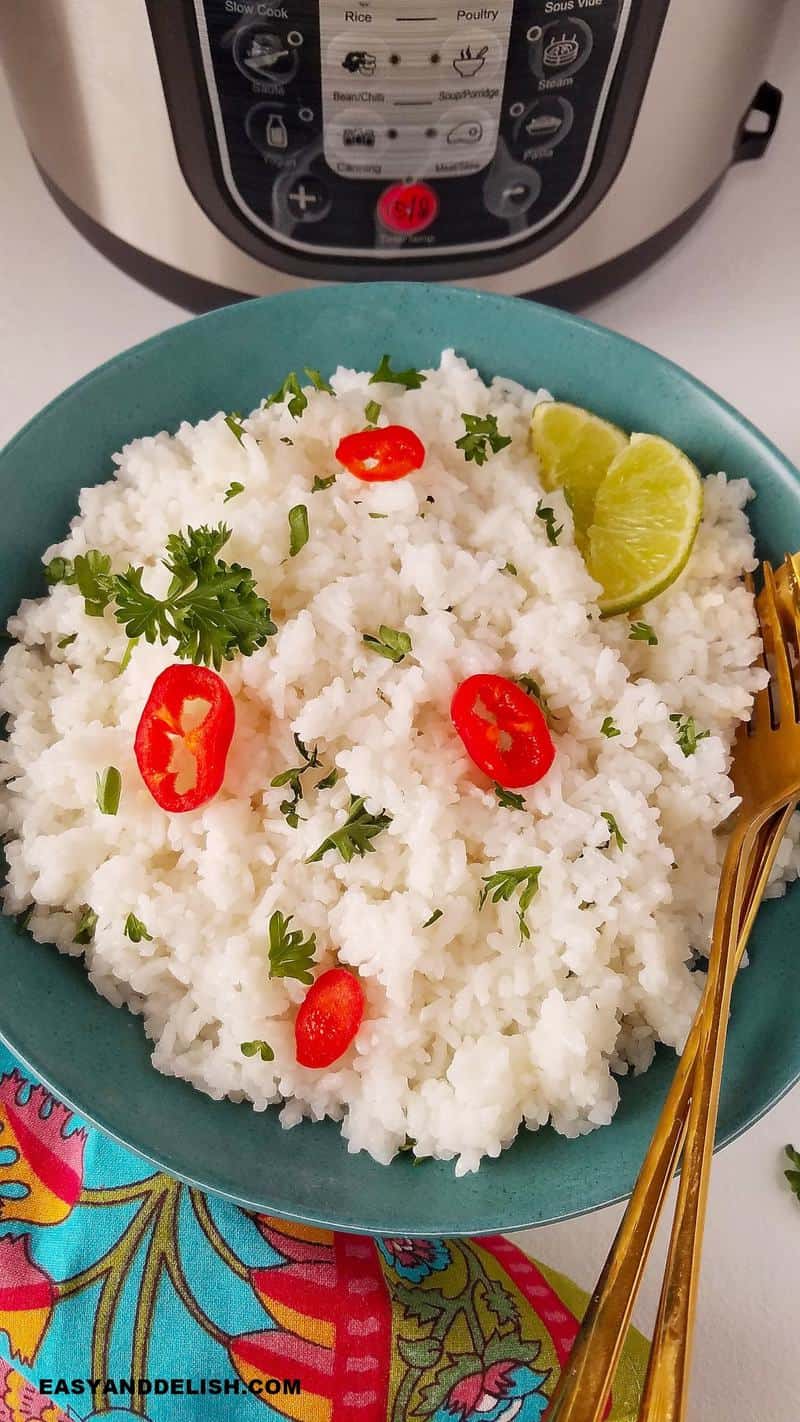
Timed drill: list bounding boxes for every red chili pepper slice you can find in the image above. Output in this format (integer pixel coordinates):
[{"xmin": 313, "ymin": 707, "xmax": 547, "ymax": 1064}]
[
  {"xmin": 335, "ymin": 425, "xmax": 425, "ymax": 482},
  {"xmin": 294, "ymin": 968, "xmax": 365, "ymax": 1069},
  {"xmin": 450, "ymin": 673, "xmax": 555, "ymax": 790},
  {"xmin": 134, "ymin": 664, "xmax": 235, "ymax": 813}
]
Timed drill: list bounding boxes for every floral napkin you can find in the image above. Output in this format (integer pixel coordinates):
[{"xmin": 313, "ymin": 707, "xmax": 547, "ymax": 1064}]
[{"xmin": 0, "ymin": 1042, "xmax": 648, "ymax": 1421}]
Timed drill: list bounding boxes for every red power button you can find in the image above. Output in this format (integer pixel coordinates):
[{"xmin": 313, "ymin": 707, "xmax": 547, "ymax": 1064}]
[{"xmin": 377, "ymin": 182, "xmax": 439, "ymax": 235}]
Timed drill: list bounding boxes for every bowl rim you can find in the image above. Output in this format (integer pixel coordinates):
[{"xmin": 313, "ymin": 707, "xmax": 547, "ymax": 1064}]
[{"xmin": 2, "ymin": 282, "xmax": 799, "ymax": 1236}]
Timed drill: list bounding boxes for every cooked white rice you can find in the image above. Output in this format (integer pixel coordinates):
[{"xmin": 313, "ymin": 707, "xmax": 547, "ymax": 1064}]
[{"xmin": 2, "ymin": 352, "xmax": 798, "ymax": 1174}]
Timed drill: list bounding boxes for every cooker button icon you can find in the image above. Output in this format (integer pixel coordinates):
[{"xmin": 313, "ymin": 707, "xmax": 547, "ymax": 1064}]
[
  {"xmin": 233, "ymin": 25, "xmax": 300, "ymax": 85},
  {"xmin": 483, "ymin": 166, "xmax": 542, "ymax": 220},
  {"xmin": 529, "ymin": 18, "xmax": 593, "ymax": 80},
  {"xmin": 515, "ymin": 97, "xmax": 574, "ymax": 153},
  {"xmin": 286, "ymin": 177, "xmax": 332, "ymax": 223},
  {"xmin": 377, "ymin": 182, "xmax": 439, "ymax": 235}
]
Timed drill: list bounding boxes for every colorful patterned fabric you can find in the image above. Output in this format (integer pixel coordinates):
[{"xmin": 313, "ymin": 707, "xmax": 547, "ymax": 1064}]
[{"xmin": 0, "ymin": 1042, "xmax": 649, "ymax": 1421}]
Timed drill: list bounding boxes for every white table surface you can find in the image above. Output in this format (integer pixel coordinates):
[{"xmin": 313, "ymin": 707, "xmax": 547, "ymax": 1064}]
[{"xmin": 2, "ymin": 10, "xmax": 800, "ymax": 1415}]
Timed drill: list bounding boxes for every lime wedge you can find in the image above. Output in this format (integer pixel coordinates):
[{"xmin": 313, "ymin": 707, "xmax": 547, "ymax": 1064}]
[
  {"xmin": 586, "ymin": 434, "xmax": 703, "ymax": 616},
  {"xmin": 530, "ymin": 401, "xmax": 628, "ymax": 544}
]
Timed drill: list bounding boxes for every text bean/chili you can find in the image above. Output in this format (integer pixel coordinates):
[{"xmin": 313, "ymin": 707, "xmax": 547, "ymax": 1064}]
[
  {"xmin": 294, "ymin": 967, "xmax": 365, "ymax": 1069},
  {"xmin": 134, "ymin": 664, "xmax": 235, "ymax": 813},
  {"xmin": 451, "ymin": 673, "xmax": 555, "ymax": 790},
  {"xmin": 335, "ymin": 425, "xmax": 425, "ymax": 482}
]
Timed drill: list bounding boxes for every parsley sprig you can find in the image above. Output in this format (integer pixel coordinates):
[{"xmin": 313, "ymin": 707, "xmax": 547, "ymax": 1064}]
[
  {"xmin": 601, "ymin": 811, "xmax": 626, "ymax": 852},
  {"xmin": 267, "ymin": 910, "xmax": 316, "ymax": 985},
  {"xmin": 479, "ymin": 866, "xmax": 542, "ymax": 942},
  {"xmin": 305, "ymin": 368, "xmax": 335, "ymax": 395},
  {"xmin": 456, "ymin": 413, "xmax": 512, "ymax": 466},
  {"xmin": 124, "ymin": 913, "xmax": 152, "ymax": 943},
  {"xmin": 266, "ymin": 372, "xmax": 308, "ymax": 419},
  {"xmin": 362, "ymin": 624, "xmax": 412, "ymax": 664},
  {"xmin": 224, "ymin": 482, "xmax": 244, "ymax": 502},
  {"xmin": 307, "ymin": 794, "xmax": 392, "ymax": 864},
  {"xmin": 241, "ymin": 1039, "xmax": 274, "ymax": 1062},
  {"xmin": 270, "ymin": 734, "xmax": 322, "ymax": 828},
  {"xmin": 288, "ymin": 504, "xmax": 310, "ymax": 557},
  {"xmin": 312, "ymin": 474, "xmax": 336, "ymax": 493},
  {"xmin": 494, "ymin": 784, "xmax": 526, "ymax": 811},
  {"xmin": 536, "ymin": 499, "xmax": 563, "ymax": 546},
  {"xmin": 370, "ymin": 354, "xmax": 426, "ymax": 390},
  {"xmin": 670, "ymin": 713, "xmax": 710, "ymax": 757},
  {"xmin": 96, "ymin": 766, "xmax": 122, "ymax": 816},
  {"xmin": 224, "ymin": 412, "xmax": 246, "ymax": 444},
  {"xmin": 600, "ymin": 716, "xmax": 621, "ymax": 739},
  {"xmin": 629, "ymin": 621, "xmax": 658, "ymax": 645},
  {"xmin": 47, "ymin": 525, "xmax": 276, "ymax": 671},
  {"xmin": 74, "ymin": 906, "xmax": 97, "ymax": 945},
  {"xmin": 517, "ymin": 675, "xmax": 555, "ymax": 726}
]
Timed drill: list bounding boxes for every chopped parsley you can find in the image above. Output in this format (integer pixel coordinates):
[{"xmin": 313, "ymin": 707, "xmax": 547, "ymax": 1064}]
[
  {"xmin": 74, "ymin": 906, "xmax": 98, "ymax": 945},
  {"xmin": 57, "ymin": 633, "xmax": 77, "ymax": 650},
  {"xmin": 224, "ymin": 412, "xmax": 246, "ymax": 444},
  {"xmin": 501, "ymin": 562, "xmax": 518, "ymax": 577},
  {"xmin": 784, "ymin": 1145, "xmax": 800, "ymax": 1203},
  {"xmin": 50, "ymin": 525, "xmax": 276, "ymax": 670},
  {"xmin": 312, "ymin": 474, "xmax": 336, "ymax": 492},
  {"xmin": 304, "ymin": 367, "xmax": 335, "ymax": 395},
  {"xmin": 370, "ymin": 354, "xmax": 426, "ymax": 390},
  {"xmin": 670, "ymin": 713, "xmax": 710, "ymax": 757},
  {"xmin": 601, "ymin": 811, "xmax": 626, "ymax": 852},
  {"xmin": 266, "ymin": 372, "xmax": 307, "ymax": 419},
  {"xmin": 45, "ymin": 556, "xmax": 72, "ymax": 586},
  {"xmin": 306, "ymin": 794, "xmax": 392, "ymax": 865},
  {"xmin": 517, "ymin": 675, "xmax": 555, "ymax": 726},
  {"xmin": 369, "ymin": 512, "xmax": 388, "ymax": 519},
  {"xmin": 362, "ymin": 624, "xmax": 412, "ymax": 664},
  {"xmin": 494, "ymin": 784, "xmax": 526, "ymax": 811},
  {"xmin": 629, "ymin": 621, "xmax": 658, "ymax": 645},
  {"xmin": 96, "ymin": 766, "xmax": 122, "ymax": 816},
  {"xmin": 315, "ymin": 766, "xmax": 339, "ymax": 791},
  {"xmin": 280, "ymin": 436, "xmax": 294, "ymax": 446},
  {"xmin": 455, "ymin": 412, "xmax": 512, "ymax": 466},
  {"xmin": 479, "ymin": 865, "xmax": 542, "ymax": 943},
  {"xmin": 267, "ymin": 909, "xmax": 316, "ymax": 985},
  {"xmin": 288, "ymin": 504, "xmax": 310, "ymax": 557},
  {"xmin": 600, "ymin": 716, "xmax": 621, "ymax": 739},
  {"xmin": 422, "ymin": 909, "xmax": 443, "ymax": 928},
  {"xmin": 45, "ymin": 550, "xmax": 116, "ymax": 617},
  {"xmin": 240, "ymin": 1039, "xmax": 275, "ymax": 1062},
  {"xmin": 124, "ymin": 913, "xmax": 152, "ymax": 943},
  {"xmin": 270, "ymin": 734, "xmax": 322, "ymax": 827},
  {"xmin": 536, "ymin": 499, "xmax": 563, "ymax": 547},
  {"xmin": 224, "ymin": 481, "xmax": 245, "ymax": 502},
  {"xmin": 364, "ymin": 399, "xmax": 382, "ymax": 425}
]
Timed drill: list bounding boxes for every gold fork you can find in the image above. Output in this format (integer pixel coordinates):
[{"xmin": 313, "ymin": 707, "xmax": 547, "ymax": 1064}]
[
  {"xmin": 637, "ymin": 559, "xmax": 800, "ymax": 1420},
  {"xmin": 545, "ymin": 557, "xmax": 800, "ymax": 1422}
]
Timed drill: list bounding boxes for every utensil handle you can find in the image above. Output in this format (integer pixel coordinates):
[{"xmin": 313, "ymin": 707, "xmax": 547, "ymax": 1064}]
[
  {"xmin": 545, "ymin": 809, "xmax": 791, "ymax": 1422},
  {"xmin": 635, "ymin": 821, "xmax": 759, "ymax": 1421}
]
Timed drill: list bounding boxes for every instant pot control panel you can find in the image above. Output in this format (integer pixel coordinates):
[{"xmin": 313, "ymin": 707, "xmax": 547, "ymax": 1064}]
[{"xmin": 148, "ymin": 0, "xmax": 670, "ymax": 278}]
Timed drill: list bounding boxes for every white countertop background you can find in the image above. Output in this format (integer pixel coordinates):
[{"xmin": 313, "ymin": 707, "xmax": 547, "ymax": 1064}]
[{"xmin": 2, "ymin": 9, "xmax": 800, "ymax": 1415}]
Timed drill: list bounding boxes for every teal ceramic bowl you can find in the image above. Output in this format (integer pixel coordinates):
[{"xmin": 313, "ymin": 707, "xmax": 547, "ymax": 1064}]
[{"xmin": 2, "ymin": 285, "xmax": 799, "ymax": 1237}]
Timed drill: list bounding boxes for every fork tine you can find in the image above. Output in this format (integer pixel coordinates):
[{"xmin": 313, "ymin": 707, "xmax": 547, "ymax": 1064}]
[
  {"xmin": 779, "ymin": 556, "xmax": 800, "ymax": 721},
  {"xmin": 786, "ymin": 552, "xmax": 800, "ymax": 613},
  {"xmin": 746, "ymin": 569, "xmax": 772, "ymax": 733},
  {"xmin": 758, "ymin": 562, "xmax": 797, "ymax": 728}
]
